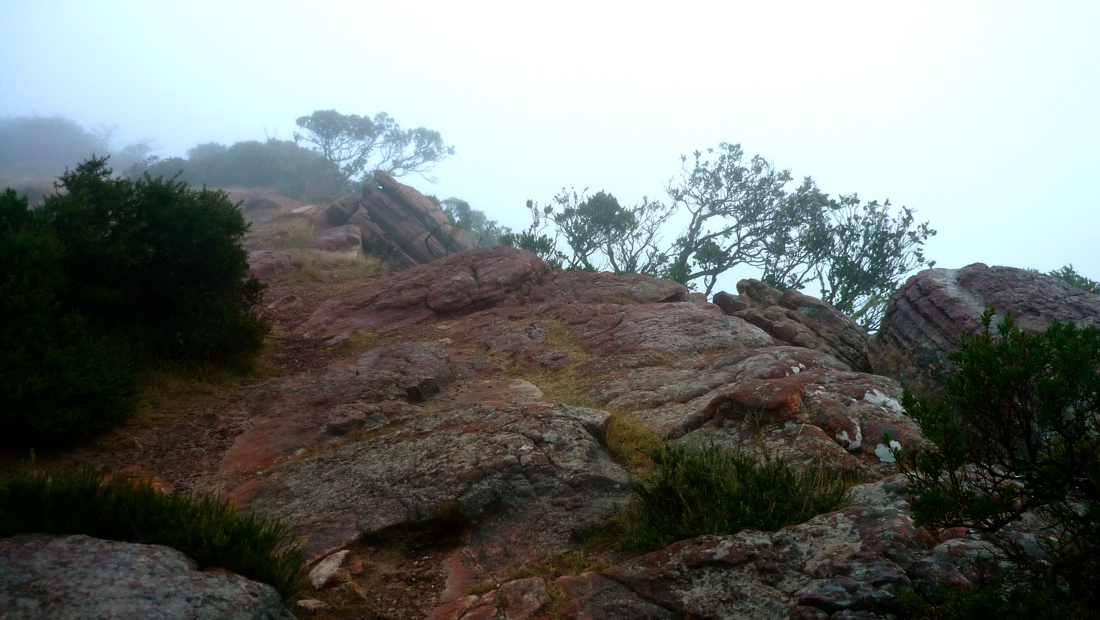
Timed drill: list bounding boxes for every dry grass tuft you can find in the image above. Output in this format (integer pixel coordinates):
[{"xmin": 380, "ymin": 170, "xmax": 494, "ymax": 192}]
[{"xmin": 605, "ymin": 413, "xmax": 664, "ymax": 475}]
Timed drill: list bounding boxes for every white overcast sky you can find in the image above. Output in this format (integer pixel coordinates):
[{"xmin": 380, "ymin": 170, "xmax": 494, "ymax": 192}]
[{"xmin": 3, "ymin": 1, "xmax": 1098, "ymax": 293}]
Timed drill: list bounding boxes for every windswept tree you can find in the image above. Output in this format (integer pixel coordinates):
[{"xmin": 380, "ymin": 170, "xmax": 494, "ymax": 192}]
[
  {"xmin": 293, "ymin": 110, "xmax": 454, "ymax": 182},
  {"xmin": 510, "ymin": 142, "xmax": 935, "ymax": 328}
]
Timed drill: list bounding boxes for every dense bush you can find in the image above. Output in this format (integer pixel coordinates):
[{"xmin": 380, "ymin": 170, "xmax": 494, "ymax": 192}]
[
  {"xmin": 1, "ymin": 159, "xmax": 268, "ymax": 446},
  {"xmin": 41, "ymin": 157, "xmax": 269, "ymax": 366},
  {"xmin": 899, "ymin": 309, "xmax": 1100, "ymax": 616},
  {"xmin": 0, "ymin": 189, "xmax": 141, "ymax": 445},
  {"xmin": 131, "ymin": 139, "xmax": 345, "ymax": 199},
  {"xmin": 608, "ymin": 445, "xmax": 849, "ymax": 552},
  {"xmin": 0, "ymin": 463, "xmax": 306, "ymax": 599}
]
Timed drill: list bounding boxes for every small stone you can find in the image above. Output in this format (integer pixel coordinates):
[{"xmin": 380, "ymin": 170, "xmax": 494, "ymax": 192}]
[
  {"xmin": 296, "ymin": 599, "xmax": 328, "ymax": 611},
  {"xmin": 309, "ymin": 549, "xmax": 350, "ymax": 589}
]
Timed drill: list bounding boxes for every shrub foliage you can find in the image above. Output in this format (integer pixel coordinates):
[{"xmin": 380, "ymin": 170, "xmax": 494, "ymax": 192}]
[
  {"xmin": 1, "ymin": 158, "xmax": 268, "ymax": 446},
  {"xmin": 0, "ymin": 463, "xmax": 306, "ymax": 599},
  {"xmin": 609, "ymin": 445, "xmax": 849, "ymax": 552},
  {"xmin": 899, "ymin": 309, "xmax": 1100, "ymax": 615}
]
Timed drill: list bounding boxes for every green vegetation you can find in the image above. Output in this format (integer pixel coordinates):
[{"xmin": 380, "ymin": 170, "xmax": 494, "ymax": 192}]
[
  {"xmin": 608, "ymin": 445, "xmax": 849, "ymax": 552},
  {"xmin": 0, "ymin": 115, "xmax": 153, "ymax": 203},
  {"xmin": 500, "ymin": 144, "xmax": 935, "ymax": 327},
  {"xmin": 897, "ymin": 580, "xmax": 1083, "ymax": 620},
  {"xmin": 294, "ymin": 109, "xmax": 454, "ymax": 182},
  {"xmin": 1, "ymin": 158, "xmax": 268, "ymax": 447},
  {"xmin": 0, "ymin": 462, "xmax": 306, "ymax": 599},
  {"xmin": 1049, "ymin": 264, "xmax": 1100, "ymax": 294},
  {"xmin": 899, "ymin": 309, "xmax": 1100, "ymax": 616},
  {"xmin": 130, "ymin": 139, "xmax": 342, "ymax": 199}
]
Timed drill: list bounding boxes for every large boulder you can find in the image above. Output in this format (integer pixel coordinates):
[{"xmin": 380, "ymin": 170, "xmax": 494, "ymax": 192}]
[
  {"xmin": 325, "ymin": 170, "xmax": 472, "ymax": 269},
  {"xmin": 714, "ymin": 279, "xmax": 871, "ymax": 372},
  {"xmin": 0, "ymin": 534, "xmax": 294, "ymax": 620},
  {"xmin": 868, "ymin": 263, "xmax": 1100, "ymax": 399}
]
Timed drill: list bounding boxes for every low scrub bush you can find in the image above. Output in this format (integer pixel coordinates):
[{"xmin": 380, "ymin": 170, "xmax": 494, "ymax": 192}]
[
  {"xmin": 899, "ymin": 309, "xmax": 1100, "ymax": 616},
  {"xmin": 0, "ymin": 462, "xmax": 306, "ymax": 599},
  {"xmin": 2, "ymin": 158, "xmax": 269, "ymax": 447},
  {"xmin": 609, "ymin": 445, "xmax": 849, "ymax": 552},
  {"xmin": 897, "ymin": 580, "xmax": 1082, "ymax": 620}
]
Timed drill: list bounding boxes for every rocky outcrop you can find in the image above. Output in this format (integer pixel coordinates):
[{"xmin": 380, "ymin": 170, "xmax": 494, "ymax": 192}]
[
  {"xmin": 325, "ymin": 170, "xmax": 472, "ymax": 269},
  {"xmin": 0, "ymin": 534, "xmax": 294, "ymax": 620},
  {"xmin": 714, "ymin": 279, "xmax": 871, "ymax": 372},
  {"xmin": 586, "ymin": 346, "xmax": 924, "ymax": 478},
  {"xmin": 868, "ymin": 263, "xmax": 1100, "ymax": 399},
  {"xmin": 525, "ymin": 270, "xmax": 689, "ymax": 305},
  {"xmin": 297, "ymin": 246, "xmax": 551, "ymax": 338},
  {"xmin": 429, "ymin": 475, "xmax": 1045, "ymax": 620},
  {"xmin": 226, "ymin": 187, "xmax": 307, "ymax": 222},
  {"xmin": 219, "ymin": 248, "xmax": 1093, "ymax": 618},
  {"xmin": 242, "ymin": 401, "xmax": 630, "ymax": 567}
]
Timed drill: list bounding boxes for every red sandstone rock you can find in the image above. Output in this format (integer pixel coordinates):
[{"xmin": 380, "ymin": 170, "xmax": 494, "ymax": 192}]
[
  {"xmin": 296, "ymin": 247, "xmax": 551, "ymax": 338},
  {"xmin": 713, "ymin": 279, "xmax": 871, "ymax": 372},
  {"xmin": 868, "ymin": 263, "xmax": 1100, "ymax": 399}
]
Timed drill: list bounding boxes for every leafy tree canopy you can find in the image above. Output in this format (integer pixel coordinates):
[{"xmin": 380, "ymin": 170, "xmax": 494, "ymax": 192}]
[
  {"xmin": 502, "ymin": 143, "xmax": 935, "ymax": 328},
  {"xmin": 294, "ymin": 109, "xmax": 454, "ymax": 182}
]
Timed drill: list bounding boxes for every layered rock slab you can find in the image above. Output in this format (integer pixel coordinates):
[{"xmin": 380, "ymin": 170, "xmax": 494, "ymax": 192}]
[
  {"xmin": 242, "ymin": 402, "xmax": 629, "ymax": 567},
  {"xmin": 325, "ymin": 170, "xmax": 472, "ymax": 269},
  {"xmin": 0, "ymin": 534, "xmax": 294, "ymax": 620},
  {"xmin": 868, "ymin": 263, "xmax": 1100, "ymax": 398},
  {"xmin": 714, "ymin": 278, "xmax": 871, "ymax": 372}
]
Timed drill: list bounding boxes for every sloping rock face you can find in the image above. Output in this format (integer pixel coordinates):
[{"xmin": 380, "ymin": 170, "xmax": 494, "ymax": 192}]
[
  {"xmin": 296, "ymin": 246, "xmax": 551, "ymax": 337},
  {"xmin": 325, "ymin": 170, "xmax": 472, "ymax": 269},
  {"xmin": 244, "ymin": 402, "xmax": 629, "ymax": 565},
  {"xmin": 714, "ymin": 279, "xmax": 871, "ymax": 372},
  {"xmin": 869, "ymin": 263, "xmax": 1100, "ymax": 399},
  {"xmin": 0, "ymin": 534, "xmax": 294, "ymax": 620},
  {"xmin": 217, "ymin": 248, "xmax": 1039, "ymax": 618}
]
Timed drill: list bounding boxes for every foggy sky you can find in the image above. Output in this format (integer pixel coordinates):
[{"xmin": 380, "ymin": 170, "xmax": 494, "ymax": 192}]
[{"xmin": 3, "ymin": 1, "xmax": 1098, "ymax": 293}]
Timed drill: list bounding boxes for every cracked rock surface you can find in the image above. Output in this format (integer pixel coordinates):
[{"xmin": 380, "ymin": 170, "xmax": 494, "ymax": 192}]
[{"xmin": 243, "ymin": 402, "xmax": 629, "ymax": 567}]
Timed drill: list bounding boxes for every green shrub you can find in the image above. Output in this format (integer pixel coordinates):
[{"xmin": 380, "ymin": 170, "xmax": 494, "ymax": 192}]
[
  {"xmin": 608, "ymin": 445, "xmax": 849, "ymax": 552},
  {"xmin": 40, "ymin": 157, "xmax": 269, "ymax": 368},
  {"xmin": 0, "ymin": 462, "xmax": 306, "ymax": 600},
  {"xmin": 896, "ymin": 580, "xmax": 1082, "ymax": 620},
  {"xmin": 132, "ymin": 139, "xmax": 348, "ymax": 199},
  {"xmin": 1049, "ymin": 264, "xmax": 1100, "ymax": 294},
  {"xmin": 899, "ymin": 309, "xmax": 1100, "ymax": 615},
  {"xmin": 0, "ymin": 189, "xmax": 140, "ymax": 446}
]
